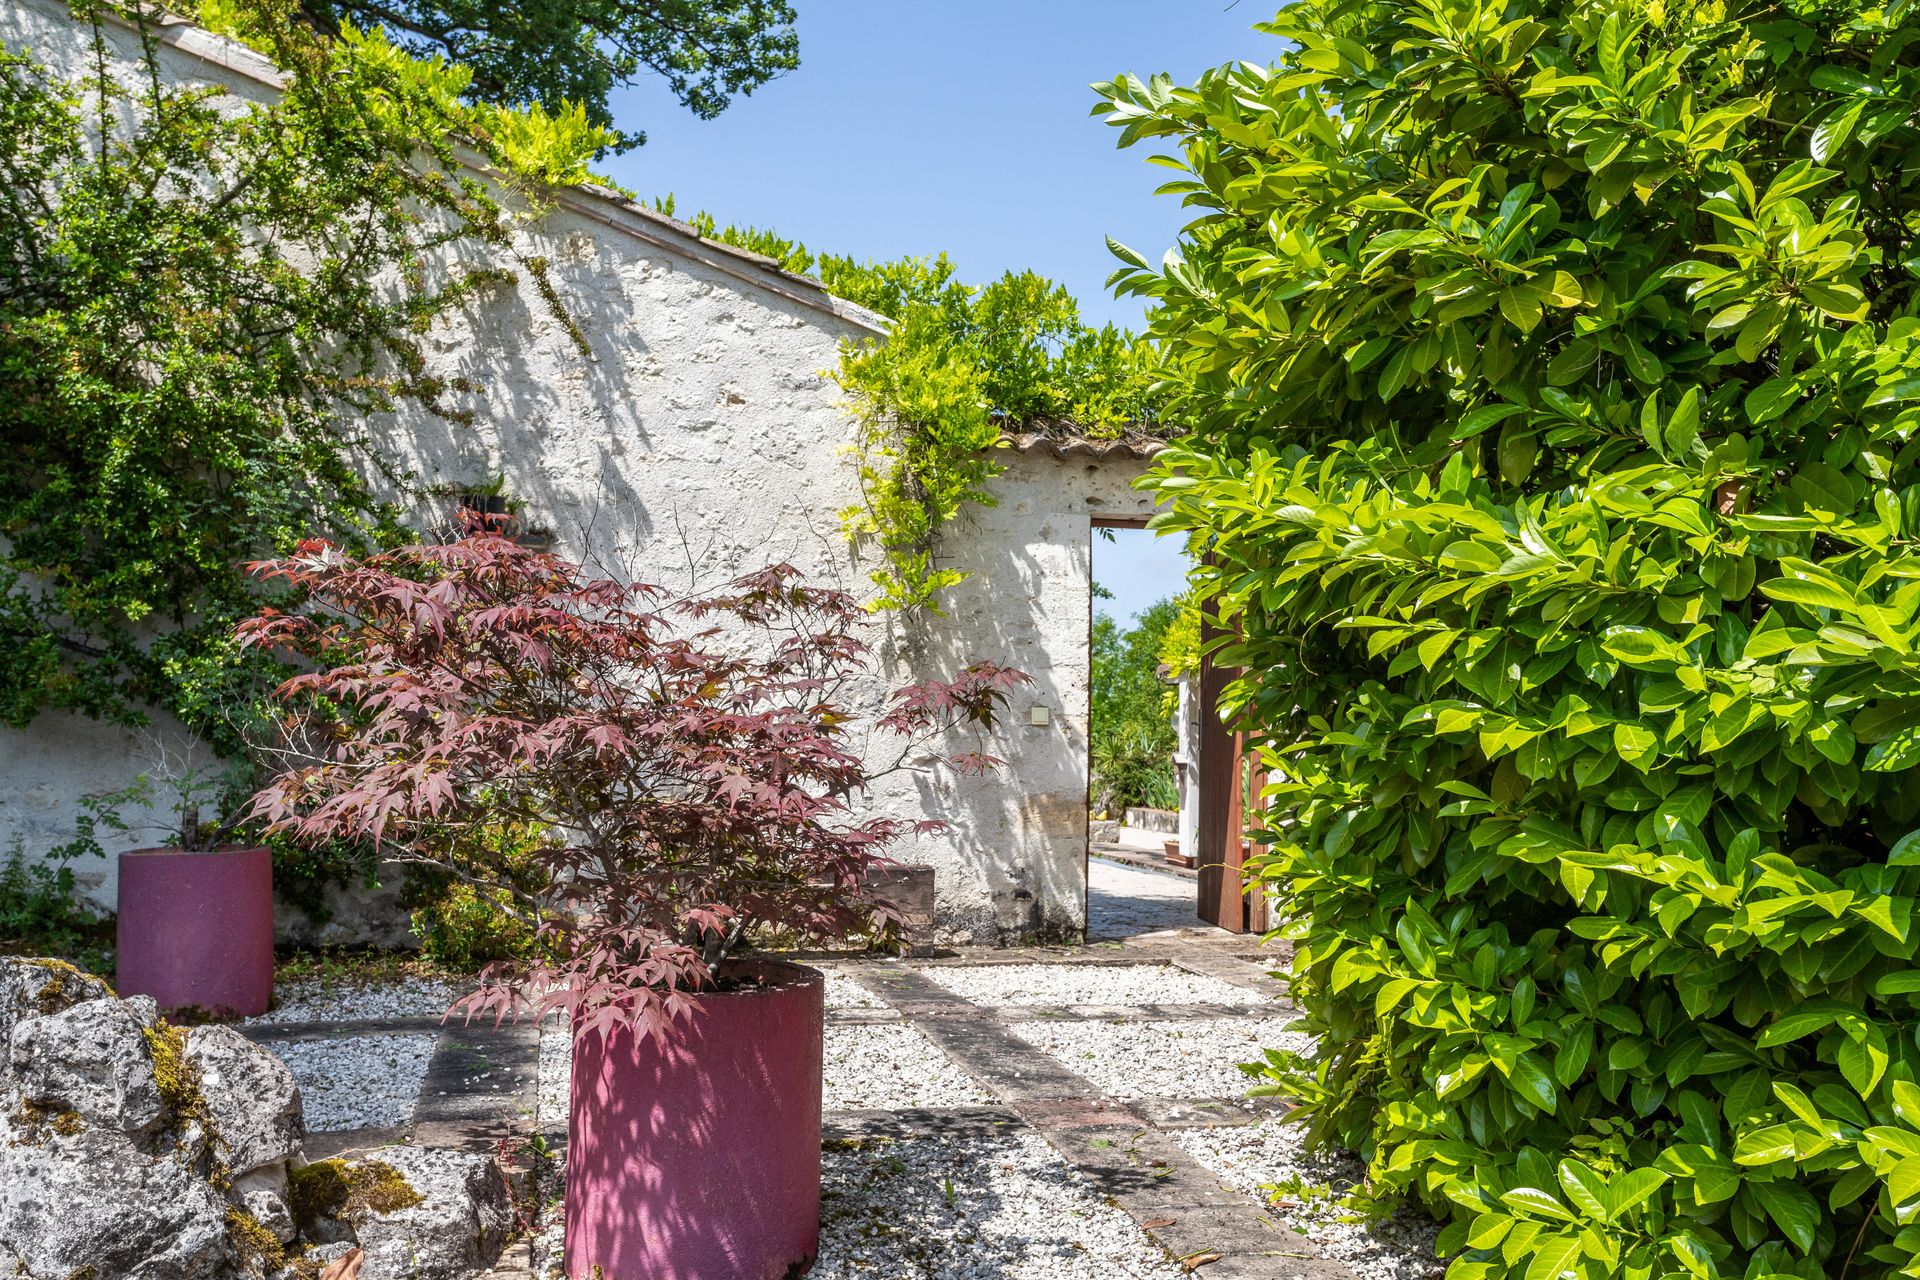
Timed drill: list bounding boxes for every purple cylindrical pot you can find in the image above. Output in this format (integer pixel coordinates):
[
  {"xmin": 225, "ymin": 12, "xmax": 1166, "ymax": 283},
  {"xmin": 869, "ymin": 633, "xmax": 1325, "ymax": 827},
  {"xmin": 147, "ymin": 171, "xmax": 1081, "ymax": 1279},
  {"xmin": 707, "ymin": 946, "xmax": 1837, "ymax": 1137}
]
[
  {"xmin": 565, "ymin": 959, "xmax": 825, "ymax": 1280},
  {"xmin": 116, "ymin": 846, "xmax": 274, "ymax": 1017}
]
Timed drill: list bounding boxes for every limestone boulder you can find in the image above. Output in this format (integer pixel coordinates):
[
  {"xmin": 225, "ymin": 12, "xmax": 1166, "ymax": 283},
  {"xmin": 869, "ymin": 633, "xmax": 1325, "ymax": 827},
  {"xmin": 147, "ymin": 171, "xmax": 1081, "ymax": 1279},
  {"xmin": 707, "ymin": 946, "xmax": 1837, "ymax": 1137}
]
[
  {"xmin": 0, "ymin": 957, "xmax": 113, "ymax": 1052},
  {"xmin": 2, "ymin": 955, "xmax": 517, "ymax": 1280},
  {"xmin": 188, "ymin": 1023, "xmax": 305, "ymax": 1174},
  {"xmin": 0, "ymin": 1125, "xmax": 238, "ymax": 1279},
  {"xmin": 9, "ymin": 993, "xmax": 169, "ymax": 1134},
  {"xmin": 296, "ymin": 1148, "xmax": 511, "ymax": 1280}
]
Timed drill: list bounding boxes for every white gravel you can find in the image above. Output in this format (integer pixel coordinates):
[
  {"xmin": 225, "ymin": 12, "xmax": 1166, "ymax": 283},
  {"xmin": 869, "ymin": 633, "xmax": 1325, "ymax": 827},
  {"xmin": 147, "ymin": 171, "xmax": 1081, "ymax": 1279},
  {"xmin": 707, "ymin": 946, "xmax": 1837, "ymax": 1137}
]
[
  {"xmin": 813, "ymin": 1129, "xmax": 1184, "ymax": 1279},
  {"xmin": 535, "ymin": 1021, "xmax": 992, "ymax": 1121},
  {"xmin": 916, "ymin": 963, "xmax": 1268, "ymax": 1009},
  {"xmin": 824, "ymin": 1024, "xmax": 994, "ymax": 1111},
  {"xmin": 823, "ymin": 968, "xmax": 888, "ymax": 1010},
  {"xmin": 263, "ymin": 1033, "xmax": 437, "ymax": 1132},
  {"xmin": 530, "ymin": 1130, "xmax": 1185, "ymax": 1279},
  {"xmin": 248, "ymin": 976, "xmax": 462, "ymax": 1025},
  {"xmin": 1009, "ymin": 1018, "xmax": 1311, "ymax": 1101},
  {"xmin": 1176, "ymin": 1117, "xmax": 1443, "ymax": 1280},
  {"xmin": 537, "ymin": 1027, "xmax": 571, "ymax": 1130}
]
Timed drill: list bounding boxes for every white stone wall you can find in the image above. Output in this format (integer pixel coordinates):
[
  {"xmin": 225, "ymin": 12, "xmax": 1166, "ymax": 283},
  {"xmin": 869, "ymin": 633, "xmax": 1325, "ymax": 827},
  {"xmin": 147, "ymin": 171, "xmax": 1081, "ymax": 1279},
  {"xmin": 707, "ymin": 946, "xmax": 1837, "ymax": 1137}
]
[
  {"xmin": 1174, "ymin": 674, "xmax": 1200, "ymax": 862},
  {"xmin": 0, "ymin": 1, "xmax": 1162, "ymax": 938}
]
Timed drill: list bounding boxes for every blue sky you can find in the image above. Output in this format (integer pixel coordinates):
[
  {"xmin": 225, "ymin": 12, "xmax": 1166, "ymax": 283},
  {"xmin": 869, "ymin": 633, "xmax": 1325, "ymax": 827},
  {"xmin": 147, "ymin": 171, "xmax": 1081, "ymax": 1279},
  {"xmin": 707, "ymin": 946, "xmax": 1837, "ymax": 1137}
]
[
  {"xmin": 599, "ymin": 1, "xmax": 1277, "ymax": 332},
  {"xmin": 599, "ymin": 2, "xmax": 1268, "ymax": 625},
  {"xmin": 1095, "ymin": 528, "xmax": 1190, "ymax": 626}
]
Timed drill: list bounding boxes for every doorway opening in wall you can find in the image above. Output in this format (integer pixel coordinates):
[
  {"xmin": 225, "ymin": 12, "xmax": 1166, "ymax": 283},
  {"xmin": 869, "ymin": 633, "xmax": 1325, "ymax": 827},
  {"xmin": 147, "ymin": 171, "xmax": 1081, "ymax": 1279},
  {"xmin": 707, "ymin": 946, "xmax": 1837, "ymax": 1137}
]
[{"xmin": 1083, "ymin": 518, "xmax": 1206, "ymax": 941}]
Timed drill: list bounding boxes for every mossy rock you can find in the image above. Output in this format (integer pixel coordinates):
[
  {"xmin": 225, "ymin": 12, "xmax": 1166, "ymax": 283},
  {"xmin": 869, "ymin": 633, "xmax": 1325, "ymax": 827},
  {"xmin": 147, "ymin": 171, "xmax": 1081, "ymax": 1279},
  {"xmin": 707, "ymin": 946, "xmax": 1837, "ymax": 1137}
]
[
  {"xmin": 288, "ymin": 1158, "xmax": 423, "ymax": 1234},
  {"xmin": 224, "ymin": 1205, "xmax": 287, "ymax": 1272},
  {"xmin": 6, "ymin": 1100, "xmax": 86, "ymax": 1148},
  {"xmin": 24, "ymin": 958, "xmax": 112, "ymax": 1014}
]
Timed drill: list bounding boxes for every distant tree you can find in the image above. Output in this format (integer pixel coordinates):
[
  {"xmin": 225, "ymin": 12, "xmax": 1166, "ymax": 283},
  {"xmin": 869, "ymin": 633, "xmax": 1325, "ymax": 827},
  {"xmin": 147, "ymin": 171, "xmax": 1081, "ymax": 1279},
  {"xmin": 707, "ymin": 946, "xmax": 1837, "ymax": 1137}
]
[
  {"xmin": 292, "ymin": 0, "xmax": 799, "ymax": 152},
  {"xmin": 1090, "ymin": 598, "xmax": 1180, "ymax": 815}
]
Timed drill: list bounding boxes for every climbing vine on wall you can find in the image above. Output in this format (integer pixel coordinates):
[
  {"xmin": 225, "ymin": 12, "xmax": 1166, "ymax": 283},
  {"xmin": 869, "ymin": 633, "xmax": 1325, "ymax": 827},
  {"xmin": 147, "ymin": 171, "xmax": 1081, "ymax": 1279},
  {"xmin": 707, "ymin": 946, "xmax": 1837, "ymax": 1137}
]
[
  {"xmin": 0, "ymin": 0, "xmax": 616, "ymax": 752},
  {"xmin": 656, "ymin": 197, "xmax": 1173, "ymax": 612}
]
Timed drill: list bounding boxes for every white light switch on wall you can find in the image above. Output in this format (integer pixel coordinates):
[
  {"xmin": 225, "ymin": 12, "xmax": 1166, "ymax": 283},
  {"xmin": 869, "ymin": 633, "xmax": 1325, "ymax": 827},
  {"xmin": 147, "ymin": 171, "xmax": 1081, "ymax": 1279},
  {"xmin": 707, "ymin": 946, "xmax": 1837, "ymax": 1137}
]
[{"xmin": 1029, "ymin": 706, "xmax": 1051, "ymax": 726}]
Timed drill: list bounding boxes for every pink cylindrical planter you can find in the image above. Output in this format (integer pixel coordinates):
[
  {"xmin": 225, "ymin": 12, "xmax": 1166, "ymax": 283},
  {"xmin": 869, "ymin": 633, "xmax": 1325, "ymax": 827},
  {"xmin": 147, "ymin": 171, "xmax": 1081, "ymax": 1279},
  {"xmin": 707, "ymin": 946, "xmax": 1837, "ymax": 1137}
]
[
  {"xmin": 566, "ymin": 959, "xmax": 825, "ymax": 1280},
  {"xmin": 116, "ymin": 846, "xmax": 274, "ymax": 1017}
]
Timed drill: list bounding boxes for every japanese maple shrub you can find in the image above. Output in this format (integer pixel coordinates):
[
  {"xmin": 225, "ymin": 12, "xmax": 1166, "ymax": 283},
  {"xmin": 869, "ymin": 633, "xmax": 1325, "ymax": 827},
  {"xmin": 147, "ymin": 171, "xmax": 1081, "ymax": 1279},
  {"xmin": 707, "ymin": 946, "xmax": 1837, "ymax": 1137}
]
[
  {"xmin": 237, "ymin": 533, "xmax": 1023, "ymax": 1038},
  {"xmin": 1100, "ymin": 2, "xmax": 1920, "ymax": 1277}
]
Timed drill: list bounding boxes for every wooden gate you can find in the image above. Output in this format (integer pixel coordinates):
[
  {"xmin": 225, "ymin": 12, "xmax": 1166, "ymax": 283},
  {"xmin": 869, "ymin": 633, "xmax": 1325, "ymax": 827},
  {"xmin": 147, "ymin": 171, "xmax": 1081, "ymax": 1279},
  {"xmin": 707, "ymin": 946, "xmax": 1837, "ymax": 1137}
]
[{"xmin": 1193, "ymin": 622, "xmax": 1270, "ymax": 933}]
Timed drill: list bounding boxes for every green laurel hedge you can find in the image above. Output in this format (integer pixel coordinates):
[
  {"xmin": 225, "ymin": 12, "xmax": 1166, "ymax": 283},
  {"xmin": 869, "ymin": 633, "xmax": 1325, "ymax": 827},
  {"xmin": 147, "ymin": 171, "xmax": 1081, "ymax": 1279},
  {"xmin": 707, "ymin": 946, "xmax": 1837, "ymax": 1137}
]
[{"xmin": 1100, "ymin": 1, "xmax": 1920, "ymax": 1276}]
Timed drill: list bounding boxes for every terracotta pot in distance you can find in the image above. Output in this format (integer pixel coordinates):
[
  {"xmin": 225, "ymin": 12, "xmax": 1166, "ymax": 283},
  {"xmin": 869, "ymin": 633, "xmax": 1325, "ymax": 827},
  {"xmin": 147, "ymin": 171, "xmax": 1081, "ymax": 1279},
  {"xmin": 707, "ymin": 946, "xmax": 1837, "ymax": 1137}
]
[
  {"xmin": 565, "ymin": 958, "xmax": 825, "ymax": 1280},
  {"xmin": 116, "ymin": 845, "xmax": 274, "ymax": 1017}
]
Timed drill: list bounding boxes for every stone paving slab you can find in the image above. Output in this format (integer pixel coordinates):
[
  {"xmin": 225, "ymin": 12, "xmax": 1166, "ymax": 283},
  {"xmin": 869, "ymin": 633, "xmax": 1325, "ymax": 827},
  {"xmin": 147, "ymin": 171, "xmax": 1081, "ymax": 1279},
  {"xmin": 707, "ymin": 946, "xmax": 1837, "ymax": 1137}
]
[
  {"xmin": 412, "ymin": 1020, "xmax": 541, "ymax": 1151},
  {"xmin": 241, "ymin": 1015, "xmax": 452, "ymax": 1041},
  {"xmin": 302, "ymin": 1123, "xmax": 410, "ymax": 1162},
  {"xmin": 822, "ymin": 1104, "xmax": 1023, "ymax": 1141}
]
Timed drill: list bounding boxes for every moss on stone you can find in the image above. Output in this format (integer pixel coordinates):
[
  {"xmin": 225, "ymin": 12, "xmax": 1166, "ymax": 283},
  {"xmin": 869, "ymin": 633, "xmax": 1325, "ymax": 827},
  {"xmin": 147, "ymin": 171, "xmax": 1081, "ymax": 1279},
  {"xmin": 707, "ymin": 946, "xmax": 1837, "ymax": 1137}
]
[
  {"xmin": 288, "ymin": 1157, "xmax": 423, "ymax": 1232},
  {"xmin": 23, "ymin": 957, "xmax": 109, "ymax": 1013},
  {"xmin": 224, "ymin": 1205, "xmax": 287, "ymax": 1273},
  {"xmin": 141, "ymin": 1019, "xmax": 211, "ymax": 1130},
  {"xmin": 287, "ymin": 1159, "xmax": 351, "ymax": 1229},
  {"xmin": 6, "ymin": 1101, "xmax": 84, "ymax": 1147}
]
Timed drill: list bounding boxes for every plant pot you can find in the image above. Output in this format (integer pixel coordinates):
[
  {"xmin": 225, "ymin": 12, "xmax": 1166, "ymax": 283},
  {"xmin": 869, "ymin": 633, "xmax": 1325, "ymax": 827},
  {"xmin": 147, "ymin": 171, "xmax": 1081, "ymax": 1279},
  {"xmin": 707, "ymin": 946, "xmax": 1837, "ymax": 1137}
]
[
  {"xmin": 116, "ymin": 845, "xmax": 274, "ymax": 1017},
  {"xmin": 565, "ymin": 958, "xmax": 824, "ymax": 1280}
]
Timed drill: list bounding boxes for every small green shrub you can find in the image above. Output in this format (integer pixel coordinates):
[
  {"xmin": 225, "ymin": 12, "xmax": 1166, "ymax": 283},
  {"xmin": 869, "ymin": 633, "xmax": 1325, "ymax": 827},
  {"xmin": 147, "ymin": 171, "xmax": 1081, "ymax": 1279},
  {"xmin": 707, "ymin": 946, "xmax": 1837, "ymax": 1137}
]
[
  {"xmin": 0, "ymin": 845, "xmax": 113, "ymax": 975},
  {"xmin": 397, "ymin": 819, "xmax": 545, "ymax": 968},
  {"xmin": 1105, "ymin": 1, "xmax": 1920, "ymax": 1277},
  {"xmin": 405, "ymin": 875, "xmax": 537, "ymax": 969}
]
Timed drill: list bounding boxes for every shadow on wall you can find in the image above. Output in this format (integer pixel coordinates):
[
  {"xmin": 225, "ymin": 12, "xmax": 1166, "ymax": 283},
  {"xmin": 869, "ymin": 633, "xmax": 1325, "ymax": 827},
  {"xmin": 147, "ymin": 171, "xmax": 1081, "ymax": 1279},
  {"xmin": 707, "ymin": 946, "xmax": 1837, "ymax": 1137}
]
[
  {"xmin": 384, "ymin": 221, "xmax": 655, "ymax": 560},
  {"xmin": 348, "ymin": 206, "xmax": 1143, "ymax": 947},
  {"xmin": 389, "ymin": 210, "xmax": 874, "ymax": 576}
]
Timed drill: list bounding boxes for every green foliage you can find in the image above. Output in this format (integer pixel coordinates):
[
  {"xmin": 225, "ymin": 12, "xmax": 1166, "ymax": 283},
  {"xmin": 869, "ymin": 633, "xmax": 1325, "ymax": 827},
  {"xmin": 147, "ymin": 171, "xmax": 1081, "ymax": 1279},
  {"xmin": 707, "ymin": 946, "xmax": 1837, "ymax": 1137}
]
[
  {"xmin": 400, "ymin": 821, "xmax": 545, "ymax": 969},
  {"xmin": 1158, "ymin": 595, "xmax": 1202, "ymax": 680},
  {"xmin": 1091, "ymin": 599, "xmax": 1181, "ymax": 814},
  {"xmin": 652, "ymin": 194, "xmax": 1169, "ymax": 610},
  {"xmin": 200, "ymin": 11, "xmax": 627, "ymax": 192},
  {"xmin": 1102, "ymin": 2, "xmax": 1920, "ymax": 1277},
  {"xmin": 0, "ymin": 2, "xmax": 620, "ymax": 770},
  {"xmin": 0, "ymin": 844, "xmax": 113, "ymax": 975},
  {"xmin": 1, "ymin": 2, "xmax": 500, "ymax": 748},
  {"xmin": 406, "ymin": 878, "xmax": 536, "ymax": 969},
  {"xmin": 285, "ymin": 0, "xmax": 797, "ymax": 154}
]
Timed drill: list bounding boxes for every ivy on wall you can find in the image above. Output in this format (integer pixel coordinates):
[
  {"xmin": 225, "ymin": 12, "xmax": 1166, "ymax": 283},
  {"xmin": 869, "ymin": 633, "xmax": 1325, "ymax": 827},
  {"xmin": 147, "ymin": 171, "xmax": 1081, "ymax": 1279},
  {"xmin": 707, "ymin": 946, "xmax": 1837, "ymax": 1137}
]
[
  {"xmin": 657, "ymin": 197, "xmax": 1173, "ymax": 612},
  {"xmin": 0, "ymin": 0, "xmax": 617, "ymax": 758}
]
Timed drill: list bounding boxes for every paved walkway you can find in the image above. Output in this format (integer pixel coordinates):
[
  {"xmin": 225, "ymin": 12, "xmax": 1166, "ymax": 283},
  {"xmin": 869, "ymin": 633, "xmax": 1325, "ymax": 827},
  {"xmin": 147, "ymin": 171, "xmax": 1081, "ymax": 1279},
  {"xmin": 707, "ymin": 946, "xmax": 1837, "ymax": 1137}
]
[
  {"xmin": 1088, "ymin": 853, "xmax": 1212, "ymax": 939},
  {"xmin": 243, "ymin": 867, "xmax": 1378, "ymax": 1280}
]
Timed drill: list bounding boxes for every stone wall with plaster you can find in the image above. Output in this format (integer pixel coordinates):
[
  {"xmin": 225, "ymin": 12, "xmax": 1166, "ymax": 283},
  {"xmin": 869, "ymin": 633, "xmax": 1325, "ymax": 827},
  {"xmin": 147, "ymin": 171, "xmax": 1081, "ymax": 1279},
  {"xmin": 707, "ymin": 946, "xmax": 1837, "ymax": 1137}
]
[{"xmin": 0, "ymin": 1, "xmax": 1164, "ymax": 941}]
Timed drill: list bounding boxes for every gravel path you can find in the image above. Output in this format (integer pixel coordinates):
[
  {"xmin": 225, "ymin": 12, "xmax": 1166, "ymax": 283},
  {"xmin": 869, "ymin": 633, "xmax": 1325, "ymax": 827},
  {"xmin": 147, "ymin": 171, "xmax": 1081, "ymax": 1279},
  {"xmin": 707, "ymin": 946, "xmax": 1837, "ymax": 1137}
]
[
  {"xmin": 264, "ymin": 1032, "xmax": 437, "ymax": 1131},
  {"xmin": 1176, "ymin": 1116, "xmax": 1444, "ymax": 1280},
  {"xmin": 537, "ymin": 1028, "xmax": 571, "ymax": 1129},
  {"xmin": 527, "ymin": 1129, "xmax": 1183, "ymax": 1279},
  {"xmin": 1008, "ymin": 1017, "xmax": 1311, "ymax": 1101},
  {"xmin": 823, "ymin": 1024, "xmax": 993, "ymax": 1110},
  {"xmin": 813, "ymin": 1129, "xmax": 1184, "ymax": 1279},
  {"xmin": 916, "ymin": 962, "xmax": 1268, "ymax": 1009},
  {"xmin": 822, "ymin": 968, "xmax": 887, "ymax": 1010},
  {"xmin": 536, "ymin": 1020, "xmax": 990, "ymax": 1121},
  {"xmin": 1087, "ymin": 856, "xmax": 1208, "ymax": 938},
  {"xmin": 249, "ymin": 976, "xmax": 462, "ymax": 1025}
]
